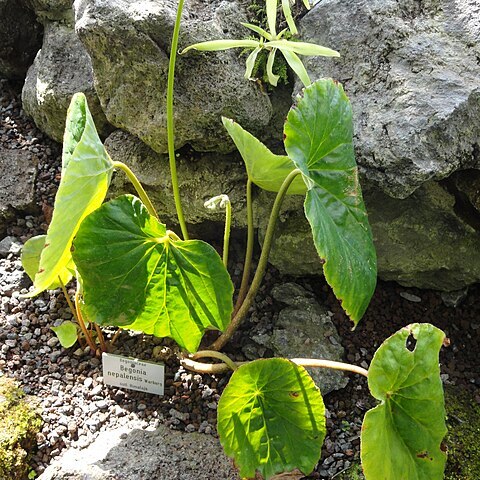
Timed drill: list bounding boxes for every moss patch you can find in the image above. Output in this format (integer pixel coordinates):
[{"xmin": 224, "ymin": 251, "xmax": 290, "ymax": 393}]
[
  {"xmin": 444, "ymin": 385, "xmax": 480, "ymax": 479},
  {"xmin": 335, "ymin": 462, "xmax": 364, "ymax": 479},
  {"xmin": 0, "ymin": 377, "xmax": 42, "ymax": 480}
]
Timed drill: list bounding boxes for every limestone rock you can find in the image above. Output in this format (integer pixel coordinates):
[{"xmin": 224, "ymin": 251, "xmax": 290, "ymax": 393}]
[
  {"xmin": 39, "ymin": 423, "xmax": 240, "ymax": 480},
  {"xmin": 297, "ymin": 0, "xmax": 480, "ymax": 199},
  {"xmin": 252, "ymin": 283, "xmax": 348, "ymax": 395},
  {"xmin": 0, "ymin": 0, "xmax": 43, "ymax": 79},
  {"xmin": 263, "ymin": 181, "xmax": 480, "ymax": 291},
  {"xmin": 106, "ymin": 130, "xmax": 250, "ymax": 227},
  {"xmin": 74, "ymin": 0, "xmax": 272, "ymax": 153},
  {"xmin": 30, "ymin": 0, "xmax": 74, "ymax": 23},
  {"xmin": 0, "ymin": 147, "xmax": 38, "ymax": 234},
  {"xmin": 22, "ymin": 22, "xmax": 109, "ymax": 143}
]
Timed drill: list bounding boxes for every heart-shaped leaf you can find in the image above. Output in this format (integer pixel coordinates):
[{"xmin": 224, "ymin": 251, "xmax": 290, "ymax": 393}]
[
  {"xmin": 51, "ymin": 322, "xmax": 78, "ymax": 348},
  {"xmin": 72, "ymin": 194, "xmax": 233, "ymax": 353},
  {"xmin": 218, "ymin": 358, "xmax": 326, "ymax": 480},
  {"xmin": 31, "ymin": 93, "xmax": 113, "ymax": 296},
  {"xmin": 284, "ymin": 79, "xmax": 377, "ymax": 324},
  {"xmin": 21, "ymin": 235, "xmax": 74, "ymax": 289},
  {"xmin": 361, "ymin": 323, "xmax": 447, "ymax": 480},
  {"xmin": 222, "ymin": 117, "xmax": 306, "ymax": 194}
]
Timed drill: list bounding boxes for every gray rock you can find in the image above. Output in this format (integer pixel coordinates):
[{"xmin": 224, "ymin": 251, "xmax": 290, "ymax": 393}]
[
  {"xmin": 0, "ymin": 0, "xmax": 43, "ymax": 79},
  {"xmin": 30, "ymin": 0, "xmax": 74, "ymax": 24},
  {"xmin": 0, "ymin": 236, "xmax": 22, "ymax": 258},
  {"xmin": 0, "ymin": 147, "xmax": 38, "ymax": 234},
  {"xmin": 263, "ymin": 181, "xmax": 480, "ymax": 291},
  {"xmin": 22, "ymin": 21, "xmax": 109, "ymax": 143},
  {"xmin": 106, "ymin": 130, "xmax": 250, "ymax": 227},
  {"xmin": 253, "ymin": 283, "xmax": 348, "ymax": 395},
  {"xmin": 297, "ymin": 0, "xmax": 480, "ymax": 198},
  {"xmin": 39, "ymin": 423, "xmax": 240, "ymax": 479},
  {"xmin": 74, "ymin": 0, "xmax": 272, "ymax": 153}
]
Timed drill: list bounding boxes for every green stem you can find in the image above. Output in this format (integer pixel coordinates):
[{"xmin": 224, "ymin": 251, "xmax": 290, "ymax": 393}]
[
  {"xmin": 192, "ymin": 350, "xmax": 238, "ymax": 371},
  {"xmin": 94, "ymin": 323, "xmax": 107, "ymax": 353},
  {"xmin": 223, "ymin": 200, "xmax": 232, "ymax": 267},
  {"xmin": 234, "ymin": 179, "xmax": 254, "ymax": 315},
  {"xmin": 210, "ymin": 169, "xmax": 301, "ymax": 351},
  {"xmin": 113, "ymin": 161, "xmax": 159, "ymax": 219},
  {"xmin": 167, "ymin": 0, "xmax": 189, "ymax": 240},
  {"xmin": 74, "ymin": 290, "xmax": 97, "ymax": 353},
  {"xmin": 182, "ymin": 354, "xmax": 368, "ymax": 377},
  {"xmin": 58, "ymin": 277, "xmax": 78, "ymax": 323}
]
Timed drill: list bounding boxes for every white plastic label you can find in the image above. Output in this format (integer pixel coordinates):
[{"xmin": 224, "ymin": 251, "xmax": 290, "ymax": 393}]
[{"xmin": 102, "ymin": 353, "xmax": 165, "ymax": 396}]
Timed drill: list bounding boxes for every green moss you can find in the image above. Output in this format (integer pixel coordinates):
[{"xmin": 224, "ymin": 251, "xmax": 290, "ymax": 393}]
[
  {"xmin": 251, "ymin": 49, "xmax": 290, "ymax": 88},
  {"xmin": 0, "ymin": 377, "xmax": 42, "ymax": 480},
  {"xmin": 444, "ymin": 386, "xmax": 480, "ymax": 480},
  {"xmin": 335, "ymin": 462, "xmax": 364, "ymax": 479}
]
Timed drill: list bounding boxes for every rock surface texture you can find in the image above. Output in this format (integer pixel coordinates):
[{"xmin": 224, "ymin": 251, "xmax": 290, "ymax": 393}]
[
  {"xmin": 39, "ymin": 423, "xmax": 240, "ymax": 480},
  {"xmin": 268, "ymin": 0, "xmax": 480, "ymax": 290},
  {"xmin": 22, "ymin": 22, "xmax": 109, "ymax": 142},
  {"xmin": 298, "ymin": 0, "xmax": 480, "ymax": 198},
  {"xmin": 0, "ymin": 0, "xmax": 43, "ymax": 79},
  {"xmin": 251, "ymin": 283, "xmax": 348, "ymax": 395},
  {"xmin": 0, "ymin": 147, "xmax": 38, "ymax": 235},
  {"xmin": 74, "ymin": 0, "xmax": 272, "ymax": 153}
]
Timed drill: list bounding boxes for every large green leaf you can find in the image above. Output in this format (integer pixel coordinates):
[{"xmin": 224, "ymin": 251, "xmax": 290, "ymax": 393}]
[
  {"xmin": 21, "ymin": 235, "xmax": 74, "ymax": 289},
  {"xmin": 361, "ymin": 323, "xmax": 447, "ymax": 480},
  {"xmin": 218, "ymin": 358, "xmax": 326, "ymax": 479},
  {"xmin": 72, "ymin": 194, "xmax": 234, "ymax": 353},
  {"xmin": 31, "ymin": 93, "xmax": 113, "ymax": 295},
  {"xmin": 284, "ymin": 79, "xmax": 377, "ymax": 324},
  {"xmin": 222, "ymin": 117, "xmax": 306, "ymax": 195}
]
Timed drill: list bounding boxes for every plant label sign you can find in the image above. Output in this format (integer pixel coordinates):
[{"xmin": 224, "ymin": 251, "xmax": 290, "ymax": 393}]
[{"xmin": 102, "ymin": 353, "xmax": 165, "ymax": 396}]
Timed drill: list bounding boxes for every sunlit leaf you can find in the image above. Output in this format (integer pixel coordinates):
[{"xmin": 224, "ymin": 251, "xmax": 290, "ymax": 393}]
[
  {"xmin": 266, "ymin": 0, "xmax": 278, "ymax": 37},
  {"xmin": 361, "ymin": 323, "xmax": 447, "ymax": 480},
  {"xmin": 267, "ymin": 49, "xmax": 281, "ymax": 86},
  {"xmin": 222, "ymin": 117, "xmax": 306, "ymax": 194},
  {"xmin": 72, "ymin": 194, "xmax": 234, "ymax": 353},
  {"xmin": 282, "ymin": 0, "xmax": 298, "ymax": 35},
  {"xmin": 241, "ymin": 22, "xmax": 272, "ymax": 40},
  {"xmin": 29, "ymin": 93, "xmax": 113, "ymax": 296},
  {"xmin": 266, "ymin": 40, "xmax": 339, "ymax": 57},
  {"xmin": 181, "ymin": 39, "xmax": 259, "ymax": 54},
  {"xmin": 51, "ymin": 321, "xmax": 78, "ymax": 348},
  {"xmin": 245, "ymin": 46, "xmax": 263, "ymax": 80},
  {"xmin": 21, "ymin": 235, "xmax": 75, "ymax": 290},
  {"xmin": 281, "ymin": 49, "xmax": 311, "ymax": 86},
  {"xmin": 284, "ymin": 79, "xmax": 377, "ymax": 324},
  {"xmin": 218, "ymin": 358, "xmax": 326, "ymax": 479}
]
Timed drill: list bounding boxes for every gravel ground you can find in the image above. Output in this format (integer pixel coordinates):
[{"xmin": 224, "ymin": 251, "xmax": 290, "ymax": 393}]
[{"xmin": 1, "ymin": 77, "xmax": 479, "ymax": 479}]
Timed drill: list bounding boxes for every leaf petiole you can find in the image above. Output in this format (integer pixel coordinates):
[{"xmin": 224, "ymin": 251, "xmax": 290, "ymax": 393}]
[{"xmin": 112, "ymin": 161, "xmax": 159, "ymax": 220}]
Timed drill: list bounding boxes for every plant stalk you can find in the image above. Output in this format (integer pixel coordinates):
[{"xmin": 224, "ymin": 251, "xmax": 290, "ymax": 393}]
[
  {"xmin": 222, "ymin": 199, "xmax": 232, "ymax": 267},
  {"xmin": 233, "ymin": 179, "xmax": 254, "ymax": 315},
  {"xmin": 192, "ymin": 350, "xmax": 238, "ymax": 371},
  {"xmin": 113, "ymin": 161, "xmax": 159, "ymax": 219},
  {"xmin": 182, "ymin": 354, "xmax": 368, "ymax": 377},
  {"xmin": 58, "ymin": 277, "xmax": 78, "ymax": 323},
  {"xmin": 74, "ymin": 291, "xmax": 97, "ymax": 353},
  {"xmin": 210, "ymin": 169, "xmax": 301, "ymax": 351},
  {"xmin": 94, "ymin": 323, "xmax": 108, "ymax": 353},
  {"xmin": 109, "ymin": 329, "xmax": 122, "ymax": 347},
  {"xmin": 167, "ymin": 0, "xmax": 189, "ymax": 240}
]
